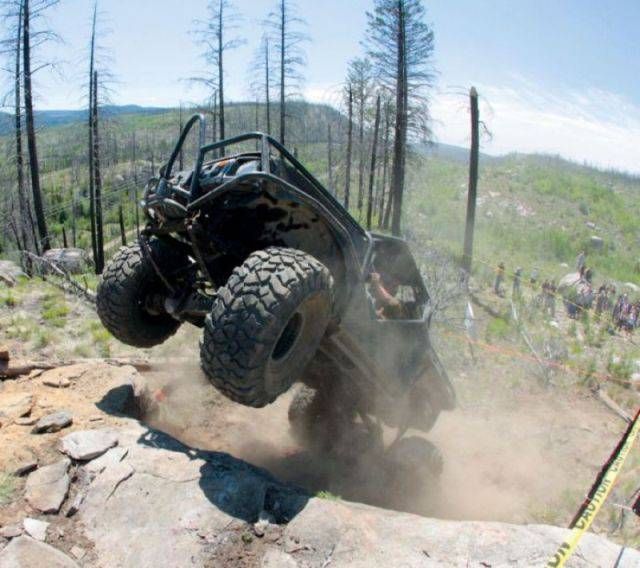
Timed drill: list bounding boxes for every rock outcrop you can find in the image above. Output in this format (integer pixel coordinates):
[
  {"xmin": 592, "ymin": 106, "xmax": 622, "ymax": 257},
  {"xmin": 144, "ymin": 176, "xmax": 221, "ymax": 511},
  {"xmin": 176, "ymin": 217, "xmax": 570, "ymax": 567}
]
[{"xmin": 1, "ymin": 361, "xmax": 638, "ymax": 567}]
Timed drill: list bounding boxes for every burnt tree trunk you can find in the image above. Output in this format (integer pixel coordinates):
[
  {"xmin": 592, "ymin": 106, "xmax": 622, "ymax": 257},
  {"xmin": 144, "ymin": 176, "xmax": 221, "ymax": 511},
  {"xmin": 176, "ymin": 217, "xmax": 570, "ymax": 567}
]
[
  {"xmin": 88, "ymin": 6, "xmax": 98, "ymax": 266},
  {"xmin": 327, "ymin": 123, "xmax": 334, "ymax": 193},
  {"xmin": 62, "ymin": 225, "xmax": 68, "ymax": 248},
  {"xmin": 357, "ymin": 91, "xmax": 365, "ymax": 217},
  {"xmin": 390, "ymin": 1, "xmax": 407, "ymax": 236},
  {"xmin": 92, "ymin": 70, "xmax": 104, "ymax": 273},
  {"xmin": 23, "ymin": 0, "xmax": 49, "ymax": 250},
  {"xmin": 279, "ymin": 0, "xmax": 285, "ymax": 145},
  {"xmin": 366, "ymin": 94, "xmax": 381, "ymax": 230},
  {"xmin": 378, "ymin": 102, "xmax": 391, "ymax": 228},
  {"xmin": 217, "ymin": 1, "xmax": 225, "ymax": 144},
  {"xmin": 71, "ymin": 191, "xmax": 77, "ymax": 247},
  {"xmin": 118, "ymin": 204, "xmax": 127, "ymax": 246},
  {"xmin": 265, "ymin": 38, "xmax": 271, "ymax": 134},
  {"xmin": 14, "ymin": 2, "xmax": 32, "ymax": 253},
  {"xmin": 344, "ymin": 86, "xmax": 353, "ymax": 210},
  {"xmin": 462, "ymin": 86, "xmax": 479, "ymax": 275},
  {"xmin": 178, "ymin": 103, "xmax": 184, "ymax": 171}
]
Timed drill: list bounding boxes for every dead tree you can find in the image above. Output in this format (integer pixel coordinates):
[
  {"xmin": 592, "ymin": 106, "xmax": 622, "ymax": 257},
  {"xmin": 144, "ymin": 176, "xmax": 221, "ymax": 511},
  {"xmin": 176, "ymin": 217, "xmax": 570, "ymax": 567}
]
[
  {"xmin": 366, "ymin": 93, "xmax": 381, "ymax": 229},
  {"xmin": 23, "ymin": 0, "xmax": 57, "ymax": 250},
  {"xmin": 343, "ymin": 85, "xmax": 353, "ymax": 209},
  {"xmin": 193, "ymin": 0, "xmax": 244, "ymax": 145},
  {"xmin": 462, "ymin": 86, "xmax": 479, "ymax": 275},
  {"xmin": 378, "ymin": 99, "xmax": 392, "ymax": 228},
  {"xmin": 327, "ymin": 123, "xmax": 334, "ymax": 193},
  {"xmin": 178, "ymin": 102, "xmax": 184, "ymax": 170},
  {"xmin": 248, "ymin": 34, "xmax": 272, "ymax": 134},
  {"xmin": 266, "ymin": 0, "xmax": 308, "ymax": 146},
  {"xmin": 118, "ymin": 203, "xmax": 126, "ymax": 246},
  {"xmin": 346, "ymin": 58, "xmax": 373, "ymax": 218},
  {"xmin": 88, "ymin": 2, "xmax": 98, "ymax": 265},
  {"xmin": 71, "ymin": 190, "xmax": 77, "ymax": 246},
  {"xmin": 92, "ymin": 70, "xmax": 104, "ymax": 272},
  {"xmin": 366, "ymin": 0, "xmax": 435, "ymax": 235}
]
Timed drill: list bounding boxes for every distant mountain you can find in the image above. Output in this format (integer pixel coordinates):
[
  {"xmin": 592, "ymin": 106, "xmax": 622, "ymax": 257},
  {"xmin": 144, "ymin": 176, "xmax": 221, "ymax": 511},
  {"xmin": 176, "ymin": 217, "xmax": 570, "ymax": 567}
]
[{"xmin": 0, "ymin": 104, "xmax": 170, "ymax": 135}]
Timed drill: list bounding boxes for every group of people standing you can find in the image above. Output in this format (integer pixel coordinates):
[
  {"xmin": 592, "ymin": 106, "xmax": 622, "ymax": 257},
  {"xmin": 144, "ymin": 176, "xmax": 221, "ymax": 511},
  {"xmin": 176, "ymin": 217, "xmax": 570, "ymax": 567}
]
[
  {"xmin": 493, "ymin": 263, "xmax": 556, "ymax": 313},
  {"xmin": 492, "ymin": 251, "xmax": 640, "ymax": 333}
]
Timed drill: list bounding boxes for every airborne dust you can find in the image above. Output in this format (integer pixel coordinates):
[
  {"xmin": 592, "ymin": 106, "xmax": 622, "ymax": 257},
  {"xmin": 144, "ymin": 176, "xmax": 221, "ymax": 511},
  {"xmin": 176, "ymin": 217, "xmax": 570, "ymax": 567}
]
[{"xmin": 139, "ymin": 325, "xmax": 627, "ymax": 526}]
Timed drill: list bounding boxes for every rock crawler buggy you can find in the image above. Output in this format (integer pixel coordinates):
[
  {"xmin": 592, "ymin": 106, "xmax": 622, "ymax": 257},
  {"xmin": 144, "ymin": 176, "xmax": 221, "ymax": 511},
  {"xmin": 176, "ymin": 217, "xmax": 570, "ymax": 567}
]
[{"xmin": 97, "ymin": 114, "xmax": 455, "ymax": 479}]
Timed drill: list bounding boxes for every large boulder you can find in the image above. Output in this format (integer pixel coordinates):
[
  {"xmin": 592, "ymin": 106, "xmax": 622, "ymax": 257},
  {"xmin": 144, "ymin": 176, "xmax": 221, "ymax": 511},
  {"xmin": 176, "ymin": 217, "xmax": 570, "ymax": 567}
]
[
  {"xmin": 0, "ymin": 260, "xmax": 25, "ymax": 287},
  {"xmin": 42, "ymin": 248, "xmax": 90, "ymax": 274},
  {"xmin": 72, "ymin": 420, "xmax": 639, "ymax": 568}
]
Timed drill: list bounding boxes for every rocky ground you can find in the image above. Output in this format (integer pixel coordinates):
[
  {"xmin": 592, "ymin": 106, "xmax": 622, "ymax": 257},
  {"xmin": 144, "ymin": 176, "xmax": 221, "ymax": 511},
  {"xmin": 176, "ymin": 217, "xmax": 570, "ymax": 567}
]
[
  {"xmin": 1, "ymin": 268, "xmax": 640, "ymax": 566},
  {"xmin": 0, "ymin": 358, "xmax": 639, "ymax": 567}
]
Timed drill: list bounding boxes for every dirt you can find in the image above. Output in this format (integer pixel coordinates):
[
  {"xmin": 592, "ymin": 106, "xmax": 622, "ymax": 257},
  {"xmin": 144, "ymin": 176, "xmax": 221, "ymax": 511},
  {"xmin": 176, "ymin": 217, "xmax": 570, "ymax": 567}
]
[{"xmin": 1, "ymin": 278, "xmax": 639, "ymax": 552}]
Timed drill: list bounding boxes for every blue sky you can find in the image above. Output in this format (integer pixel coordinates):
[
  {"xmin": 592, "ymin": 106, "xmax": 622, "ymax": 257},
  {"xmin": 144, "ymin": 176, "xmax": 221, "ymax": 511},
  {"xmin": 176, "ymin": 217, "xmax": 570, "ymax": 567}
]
[{"xmin": 8, "ymin": 0, "xmax": 640, "ymax": 172}]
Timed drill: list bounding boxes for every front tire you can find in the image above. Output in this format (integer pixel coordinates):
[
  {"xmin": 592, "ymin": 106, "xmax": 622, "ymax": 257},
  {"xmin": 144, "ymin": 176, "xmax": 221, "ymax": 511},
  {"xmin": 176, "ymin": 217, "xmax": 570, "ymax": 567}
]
[
  {"xmin": 97, "ymin": 239, "xmax": 185, "ymax": 348},
  {"xmin": 201, "ymin": 247, "xmax": 333, "ymax": 408}
]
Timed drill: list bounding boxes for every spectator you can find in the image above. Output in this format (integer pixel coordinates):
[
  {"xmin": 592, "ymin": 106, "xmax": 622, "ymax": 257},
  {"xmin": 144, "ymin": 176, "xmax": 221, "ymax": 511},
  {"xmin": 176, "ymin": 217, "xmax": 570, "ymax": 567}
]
[{"xmin": 494, "ymin": 262, "xmax": 505, "ymax": 297}]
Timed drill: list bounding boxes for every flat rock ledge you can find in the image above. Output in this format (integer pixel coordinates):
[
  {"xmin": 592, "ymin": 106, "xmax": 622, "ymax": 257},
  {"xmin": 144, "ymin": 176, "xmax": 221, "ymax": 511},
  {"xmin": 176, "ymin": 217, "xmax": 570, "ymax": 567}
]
[{"xmin": 72, "ymin": 421, "xmax": 639, "ymax": 568}]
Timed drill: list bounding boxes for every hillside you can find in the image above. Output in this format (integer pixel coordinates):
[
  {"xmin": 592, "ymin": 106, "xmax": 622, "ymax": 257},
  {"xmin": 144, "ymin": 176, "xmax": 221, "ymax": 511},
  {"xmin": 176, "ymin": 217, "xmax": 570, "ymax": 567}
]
[{"xmin": 2, "ymin": 101, "xmax": 640, "ymax": 287}]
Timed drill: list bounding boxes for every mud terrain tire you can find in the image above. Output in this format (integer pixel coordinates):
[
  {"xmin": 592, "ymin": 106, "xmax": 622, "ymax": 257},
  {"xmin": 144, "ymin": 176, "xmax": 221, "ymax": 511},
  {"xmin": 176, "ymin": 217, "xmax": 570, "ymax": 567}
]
[
  {"xmin": 97, "ymin": 240, "xmax": 185, "ymax": 348},
  {"xmin": 201, "ymin": 247, "xmax": 333, "ymax": 407}
]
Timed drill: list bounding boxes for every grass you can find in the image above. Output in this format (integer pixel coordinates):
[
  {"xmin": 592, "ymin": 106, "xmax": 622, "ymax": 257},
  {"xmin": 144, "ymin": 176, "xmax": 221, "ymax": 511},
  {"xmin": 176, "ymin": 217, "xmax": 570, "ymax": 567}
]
[
  {"xmin": 40, "ymin": 290, "xmax": 70, "ymax": 328},
  {"xmin": 316, "ymin": 490, "xmax": 342, "ymax": 501},
  {"xmin": 485, "ymin": 316, "xmax": 511, "ymax": 343},
  {"xmin": 0, "ymin": 472, "xmax": 16, "ymax": 505}
]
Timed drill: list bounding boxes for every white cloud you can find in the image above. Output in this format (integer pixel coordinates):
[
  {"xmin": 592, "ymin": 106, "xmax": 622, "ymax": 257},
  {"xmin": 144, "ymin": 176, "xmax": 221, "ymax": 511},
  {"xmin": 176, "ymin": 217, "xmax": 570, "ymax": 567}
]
[{"xmin": 431, "ymin": 80, "xmax": 640, "ymax": 174}]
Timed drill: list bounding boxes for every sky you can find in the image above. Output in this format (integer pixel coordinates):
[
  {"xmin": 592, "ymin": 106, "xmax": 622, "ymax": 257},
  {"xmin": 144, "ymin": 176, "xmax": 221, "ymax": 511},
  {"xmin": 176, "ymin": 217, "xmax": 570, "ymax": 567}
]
[{"xmin": 6, "ymin": 0, "xmax": 640, "ymax": 172}]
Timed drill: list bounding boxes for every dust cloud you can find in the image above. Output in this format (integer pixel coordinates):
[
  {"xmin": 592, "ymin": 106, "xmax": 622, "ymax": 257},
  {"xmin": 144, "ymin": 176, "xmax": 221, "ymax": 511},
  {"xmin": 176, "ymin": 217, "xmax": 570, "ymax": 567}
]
[{"xmin": 136, "ymin": 327, "xmax": 619, "ymax": 526}]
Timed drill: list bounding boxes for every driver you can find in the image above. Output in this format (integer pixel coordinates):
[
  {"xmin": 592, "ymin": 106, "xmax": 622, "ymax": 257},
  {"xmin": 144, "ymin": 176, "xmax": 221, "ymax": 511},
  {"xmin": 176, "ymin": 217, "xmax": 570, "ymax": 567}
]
[{"xmin": 369, "ymin": 271, "xmax": 405, "ymax": 319}]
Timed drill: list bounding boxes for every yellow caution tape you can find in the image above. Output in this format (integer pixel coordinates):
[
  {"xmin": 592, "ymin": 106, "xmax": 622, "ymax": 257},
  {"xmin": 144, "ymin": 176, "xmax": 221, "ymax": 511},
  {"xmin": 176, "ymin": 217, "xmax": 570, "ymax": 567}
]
[{"xmin": 546, "ymin": 409, "xmax": 640, "ymax": 567}]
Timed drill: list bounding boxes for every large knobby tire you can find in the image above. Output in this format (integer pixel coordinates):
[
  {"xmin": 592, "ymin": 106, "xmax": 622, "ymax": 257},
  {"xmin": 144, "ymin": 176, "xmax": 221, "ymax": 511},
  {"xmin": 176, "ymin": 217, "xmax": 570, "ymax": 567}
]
[
  {"xmin": 97, "ymin": 240, "xmax": 185, "ymax": 348},
  {"xmin": 201, "ymin": 247, "xmax": 333, "ymax": 407}
]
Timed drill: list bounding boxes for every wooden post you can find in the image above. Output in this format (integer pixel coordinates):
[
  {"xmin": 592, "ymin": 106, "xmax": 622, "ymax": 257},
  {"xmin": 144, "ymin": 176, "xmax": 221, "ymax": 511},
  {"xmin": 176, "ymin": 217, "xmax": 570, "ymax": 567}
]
[{"xmin": 462, "ymin": 87, "xmax": 479, "ymax": 275}]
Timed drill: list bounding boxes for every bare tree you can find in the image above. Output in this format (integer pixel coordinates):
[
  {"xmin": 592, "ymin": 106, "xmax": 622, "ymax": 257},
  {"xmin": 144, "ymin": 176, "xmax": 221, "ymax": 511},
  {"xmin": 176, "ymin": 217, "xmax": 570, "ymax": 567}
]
[
  {"xmin": 366, "ymin": 93, "xmax": 381, "ymax": 229},
  {"xmin": 346, "ymin": 57, "xmax": 373, "ymax": 218},
  {"xmin": 248, "ymin": 33, "xmax": 272, "ymax": 134},
  {"xmin": 343, "ymin": 85, "xmax": 353, "ymax": 209},
  {"xmin": 366, "ymin": 0, "xmax": 435, "ymax": 235},
  {"xmin": 88, "ymin": 2, "xmax": 98, "ymax": 264},
  {"xmin": 378, "ymin": 98, "xmax": 392, "ymax": 228},
  {"xmin": 193, "ymin": 0, "xmax": 244, "ymax": 143},
  {"xmin": 327, "ymin": 123, "xmax": 334, "ymax": 192},
  {"xmin": 0, "ymin": 0, "xmax": 39, "ymax": 255},
  {"xmin": 265, "ymin": 0, "xmax": 308, "ymax": 146},
  {"xmin": 92, "ymin": 69, "xmax": 104, "ymax": 272},
  {"xmin": 23, "ymin": 0, "xmax": 60, "ymax": 250}
]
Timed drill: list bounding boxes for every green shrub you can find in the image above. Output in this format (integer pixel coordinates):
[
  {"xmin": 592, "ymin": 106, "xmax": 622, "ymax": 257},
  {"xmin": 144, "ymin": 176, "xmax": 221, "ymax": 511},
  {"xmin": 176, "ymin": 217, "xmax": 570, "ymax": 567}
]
[{"xmin": 485, "ymin": 316, "xmax": 510, "ymax": 343}]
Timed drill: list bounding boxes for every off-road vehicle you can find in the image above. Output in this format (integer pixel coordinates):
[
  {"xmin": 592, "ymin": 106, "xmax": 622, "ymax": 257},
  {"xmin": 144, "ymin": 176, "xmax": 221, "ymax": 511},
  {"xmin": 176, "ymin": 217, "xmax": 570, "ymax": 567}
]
[{"xmin": 97, "ymin": 114, "xmax": 455, "ymax": 476}]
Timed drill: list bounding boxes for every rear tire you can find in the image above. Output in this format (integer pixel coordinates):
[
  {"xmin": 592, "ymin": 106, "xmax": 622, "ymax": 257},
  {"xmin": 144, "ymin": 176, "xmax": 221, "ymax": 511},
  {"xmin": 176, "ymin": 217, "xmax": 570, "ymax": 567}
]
[
  {"xmin": 97, "ymin": 240, "xmax": 185, "ymax": 348},
  {"xmin": 201, "ymin": 247, "xmax": 333, "ymax": 407}
]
